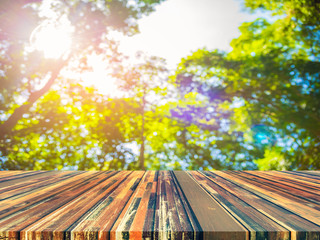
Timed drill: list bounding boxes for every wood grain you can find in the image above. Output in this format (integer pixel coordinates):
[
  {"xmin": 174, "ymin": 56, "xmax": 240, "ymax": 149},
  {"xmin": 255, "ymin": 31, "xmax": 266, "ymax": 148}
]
[
  {"xmin": 0, "ymin": 171, "xmax": 320, "ymax": 240},
  {"xmin": 189, "ymin": 171, "xmax": 289, "ymax": 240},
  {"xmin": 173, "ymin": 171, "xmax": 248, "ymax": 240},
  {"xmin": 203, "ymin": 171, "xmax": 320, "ymax": 240}
]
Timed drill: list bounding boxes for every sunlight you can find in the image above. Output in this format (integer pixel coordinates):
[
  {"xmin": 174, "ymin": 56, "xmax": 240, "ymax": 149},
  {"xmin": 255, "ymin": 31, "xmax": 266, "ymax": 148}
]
[
  {"xmin": 30, "ymin": 20, "xmax": 73, "ymax": 59},
  {"xmin": 65, "ymin": 53, "xmax": 123, "ymax": 97}
]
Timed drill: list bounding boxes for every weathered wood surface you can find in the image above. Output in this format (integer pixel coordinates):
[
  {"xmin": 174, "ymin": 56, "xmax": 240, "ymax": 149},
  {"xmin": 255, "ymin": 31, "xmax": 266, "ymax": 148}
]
[{"xmin": 0, "ymin": 171, "xmax": 320, "ymax": 240}]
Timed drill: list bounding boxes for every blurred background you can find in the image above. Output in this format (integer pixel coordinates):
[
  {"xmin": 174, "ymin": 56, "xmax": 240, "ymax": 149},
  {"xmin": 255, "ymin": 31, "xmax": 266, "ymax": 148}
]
[{"xmin": 0, "ymin": 0, "xmax": 319, "ymax": 170}]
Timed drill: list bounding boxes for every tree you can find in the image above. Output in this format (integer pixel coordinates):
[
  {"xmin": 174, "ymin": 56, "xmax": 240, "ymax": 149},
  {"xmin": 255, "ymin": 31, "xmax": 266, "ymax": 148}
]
[
  {"xmin": 0, "ymin": 0, "xmax": 165, "ymax": 138},
  {"xmin": 2, "ymin": 0, "xmax": 319, "ymax": 171},
  {"xmin": 113, "ymin": 54, "xmax": 169, "ymax": 169},
  {"xmin": 115, "ymin": 53, "xmax": 246, "ymax": 170},
  {"xmin": 0, "ymin": 75, "xmax": 141, "ymax": 170},
  {"xmin": 171, "ymin": 0, "xmax": 320, "ymax": 169},
  {"xmin": 0, "ymin": 0, "xmax": 169, "ymax": 170}
]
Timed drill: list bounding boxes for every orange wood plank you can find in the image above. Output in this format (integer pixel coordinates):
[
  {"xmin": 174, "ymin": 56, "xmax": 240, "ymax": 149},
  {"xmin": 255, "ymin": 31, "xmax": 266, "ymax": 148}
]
[
  {"xmin": 21, "ymin": 172, "xmax": 132, "ymax": 240},
  {"xmin": 0, "ymin": 171, "xmax": 80, "ymax": 200},
  {"xmin": 0, "ymin": 172, "xmax": 115, "ymax": 235}
]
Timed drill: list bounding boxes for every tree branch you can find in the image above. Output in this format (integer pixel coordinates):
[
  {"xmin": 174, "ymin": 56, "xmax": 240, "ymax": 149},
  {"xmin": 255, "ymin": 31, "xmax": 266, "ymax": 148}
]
[{"xmin": 0, "ymin": 58, "xmax": 68, "ymax": 138}]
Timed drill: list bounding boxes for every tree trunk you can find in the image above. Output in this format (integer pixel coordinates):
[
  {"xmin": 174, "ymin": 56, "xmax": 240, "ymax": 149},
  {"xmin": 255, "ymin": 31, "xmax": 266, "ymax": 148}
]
[
  {"xmin": 139, "ymin": 133, "xmax": 145, "ymax": 170},
  {"xmin": 138, "ymin": 84, "xmax": 146, "ymax": 170}
]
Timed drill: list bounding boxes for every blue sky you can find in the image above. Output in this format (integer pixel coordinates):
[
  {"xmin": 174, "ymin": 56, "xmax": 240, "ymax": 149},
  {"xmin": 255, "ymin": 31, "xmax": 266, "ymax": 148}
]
[{"xmin": 119, "ymin": 0, "xmax": 267, "ymax": 69}]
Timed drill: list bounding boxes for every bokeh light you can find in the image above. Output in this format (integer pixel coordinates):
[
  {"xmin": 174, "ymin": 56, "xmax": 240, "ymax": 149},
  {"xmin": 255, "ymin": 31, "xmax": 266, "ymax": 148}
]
[{"xmin": 30, "ymin": 20, "xmax": 73, "ymax": 59}]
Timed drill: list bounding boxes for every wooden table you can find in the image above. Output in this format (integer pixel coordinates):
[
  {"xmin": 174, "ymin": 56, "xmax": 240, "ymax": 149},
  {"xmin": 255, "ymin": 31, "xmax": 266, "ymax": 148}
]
[{"xmin": 0, "ymin": 171, "xmax": 320, "ymax": 240}]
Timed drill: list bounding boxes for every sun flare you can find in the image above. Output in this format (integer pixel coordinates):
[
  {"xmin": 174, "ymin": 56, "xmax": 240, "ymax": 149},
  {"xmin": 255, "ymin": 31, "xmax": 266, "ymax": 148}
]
[
  {"xmin": 81, "ymin": 54, "xmax": 122, "ymax": 97},
  {"xmin": 30, "ymin": 21, "xmax": 73, "ymax": 59}
]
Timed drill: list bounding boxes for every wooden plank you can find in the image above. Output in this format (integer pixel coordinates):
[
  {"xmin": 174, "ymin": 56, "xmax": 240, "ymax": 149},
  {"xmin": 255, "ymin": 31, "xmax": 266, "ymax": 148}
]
[
  {"xmin": 0, "ymin": 171, "xmax": 99, "ymax": 217},
  {"xmin": 204, "ymin": 171, "xmax": 320, "ymax": 240},
  {"xmin": 173, "ymin": 171, "xmax": 248, "ymax": 240},
  {"xmin": 0, "ymin": 171, "xmax": 36, "ymax": 180},
  {"xmin": 154, "ymin": 171, "xmax": 199, "ymax": 240},
  {"xmin": 84, "ymin": 171, "xmax": 144, "ymax": 240},
  {"xmin": 288, "ymin": 171, "xmax": 320, "ymax": 178},
  {"xmin": 238, "ymin": 171, "xmax": 320, "ymax": 203},
  {"xmin": 280, "ymin": 171, "xmax": 320, "ymax": 184},
  {"xmin": 263, "ymin": 171, "xmax": 320, "ymax": 189},
  {"xmin": 170, "ymin": 171, "xmax": 201, "ymax": 240},
  {"xmin": 0, "ymin": 171, "xmax": 25, "ymax": 178},
  {"xmin": 0, "ymin": 171, "xmax": 81, "ymax": 200},
  {"xmin": 302, "ymin": 171, "xmax": 320, "ymax": 176},
  {"xmin": 1, "ymin": 170, "xmax": 320, "ymax": 240},
  {"xmin": 247, "ymin": 171, "xmax": 320, "ymax": 195},
  {"xmin": 111, "ymin": 171, "xmax": 201, "ymax": 240},
  {"xmin": 154, "ymin": 170, "xmax": 183, "ymax": 240},
  {"xmin": 0, "ymin": 171, "xmax": 51, "ymax": 188},
  {"xmin": 189, "ymin": 171, "xmax": 289, "ymax": 240},
  {"xmin": 0, "ymin": 172, "xmax": 117, "ymax": 237},
  {"xmin": 215, "ymin": 171, "xmax": 320, "ymax": 226},
  {"xmin": 269, "ymin": 171, "xmax": 320, "ymax": 188},
  {"xmin": 109, "ymin": 171, "xmax": 147, "ymax": 240},
  {"xmin": 111, "ymin": 171, "xmax": 157, "ymax": 240},
  {"xmin": 118, "ymin": 171, "xmax": 157, "ymax": 240},
  {"xmin": 21, "ymin": 171, "xmax": 132, "ymax": 240}
]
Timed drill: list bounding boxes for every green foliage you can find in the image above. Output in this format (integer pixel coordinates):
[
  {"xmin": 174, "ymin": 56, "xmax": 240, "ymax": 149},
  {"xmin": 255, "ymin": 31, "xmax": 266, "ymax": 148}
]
[
  {"xmin": 1, "ymin": 0, "xmax": 319, "ymax": 170},
  {"xmin": 1, "ymin": 79, "xmax": 139, "ymax": 170},
  {"xmin": 170, "ymin": 0, "xmax": 320, "ymax": 170},
  {"xmin": 0, "ymin": 0, "xmax": 165, "ymax": 170}
]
